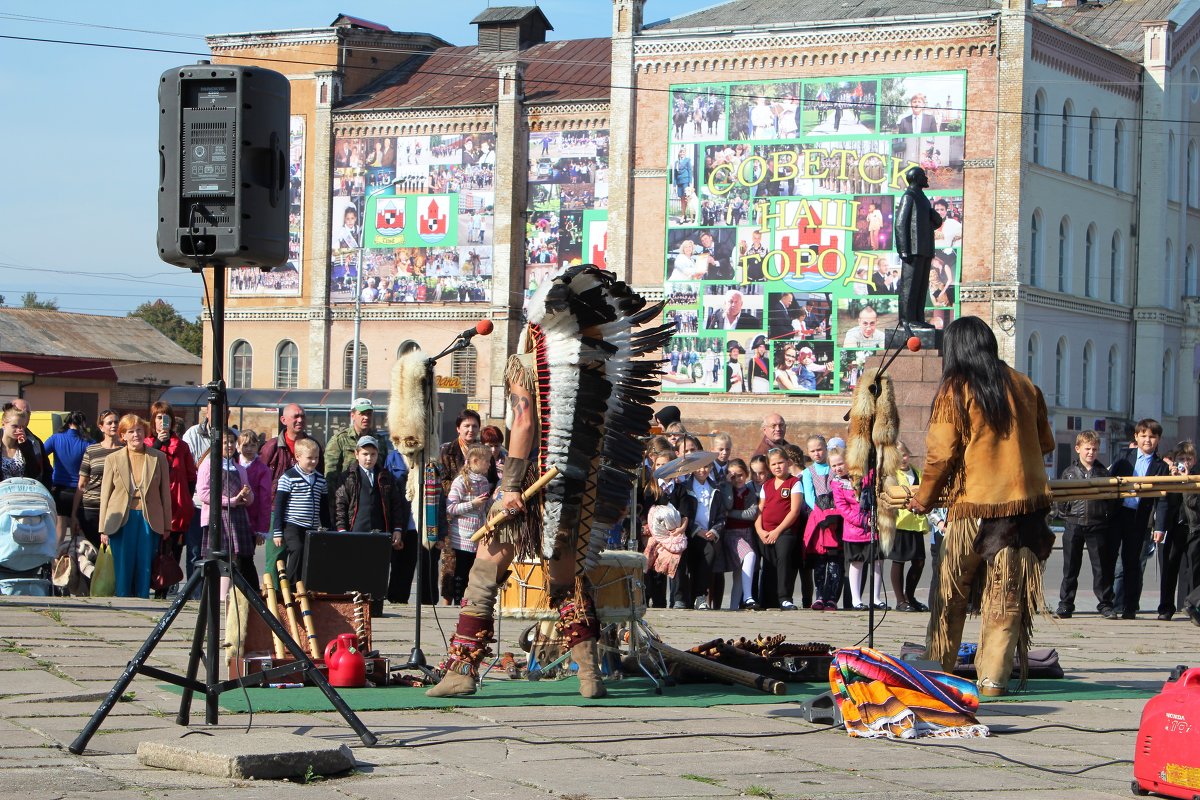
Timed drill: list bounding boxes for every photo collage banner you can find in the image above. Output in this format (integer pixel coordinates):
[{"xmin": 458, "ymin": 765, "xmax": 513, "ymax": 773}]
[
  {"xmin": 664, "ymin": 71, "xmax": 965, "ymax": 395},
  {"xmin": 331, "ymin": 132, "xmax": 495, "ymax": 304},
  {"xmin": 229, "ymin": 115, "xmax": 306, "ymax": 296},
  {"xmin": 524, "ymin": 130, "xmax": 610, "ymax": 303}
]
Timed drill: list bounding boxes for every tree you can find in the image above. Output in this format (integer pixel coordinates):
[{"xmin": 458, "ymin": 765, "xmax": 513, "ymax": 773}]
[
  {"xmin": 129, "ymin": 299, "xmax": 202, "ymax": 356},
  {"xmin": 22, "ymin": 292, "xmax": 59, "ymax": 310}
]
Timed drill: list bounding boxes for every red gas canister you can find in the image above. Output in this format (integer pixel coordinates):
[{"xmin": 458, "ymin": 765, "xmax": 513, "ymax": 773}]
[
  {"xmin": 1133, "ymin": 666, "xmax": 1200, "ymax": 799},
  {"xmin": 324, "ymin": 633, "xmax": 367, "ymax": 688}
]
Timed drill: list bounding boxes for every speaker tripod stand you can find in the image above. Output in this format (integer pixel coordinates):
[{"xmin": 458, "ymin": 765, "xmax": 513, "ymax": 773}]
[{"xmin": 69, "ymin": 264, "xmax": 376, "ymax": 754}]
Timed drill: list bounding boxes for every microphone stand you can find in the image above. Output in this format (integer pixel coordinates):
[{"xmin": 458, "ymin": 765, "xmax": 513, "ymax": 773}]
[
  {"xmin": 393, "ymin": 327, "xmax": 485, "ymax": 684},
  {"xmin": 851, "ymin": 323, "xmax": 910, "ymax": 649}
]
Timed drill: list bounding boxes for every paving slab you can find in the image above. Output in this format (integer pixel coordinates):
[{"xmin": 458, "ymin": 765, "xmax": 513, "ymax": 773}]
[{"xmin": 137, "ymin": 729, "xmax": 354, "ymax": 779}]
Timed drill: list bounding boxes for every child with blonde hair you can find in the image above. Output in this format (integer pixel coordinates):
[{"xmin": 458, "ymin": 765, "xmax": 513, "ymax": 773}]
[{"xmin": 444, "ymin": 444, "xmax": 493, "ymax": 605}]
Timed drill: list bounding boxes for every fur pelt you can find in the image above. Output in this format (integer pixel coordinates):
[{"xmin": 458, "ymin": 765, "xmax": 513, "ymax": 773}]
[
  {"xmin": 845, "ymin": 372, "xmax": 901, "ymax": 554},
  {"xmin": 388, "ymin": 349, "xmax": 430, "ymax": 512}
]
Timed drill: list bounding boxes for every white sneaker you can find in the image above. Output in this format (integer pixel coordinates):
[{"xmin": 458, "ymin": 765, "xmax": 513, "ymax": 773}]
[{"xmin": 781, "ymin": 600, "xmax": 798, "ymax": 610}]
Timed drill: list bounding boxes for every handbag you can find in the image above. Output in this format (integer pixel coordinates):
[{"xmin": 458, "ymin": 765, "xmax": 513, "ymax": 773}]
[
  {"xmin": 91, "ymin": 544, "xmax": 116, "ymax": 596},
  {"xmin": 150, "ymin": 538, "xmax": 183, "ymax": 593},
  {"xmin": 51, "ymin": 552, "xmax": 74, "ymax": 588}
]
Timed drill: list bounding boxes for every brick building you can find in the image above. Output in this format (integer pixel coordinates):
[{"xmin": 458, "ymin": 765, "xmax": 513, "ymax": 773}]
[
  {"xmin": 0, "ymin": 308, "xmax": 201, "ymax": 422},
  {"xmin": 206, "ymin": 1, "xmax": 1200, "ymax": 469}
]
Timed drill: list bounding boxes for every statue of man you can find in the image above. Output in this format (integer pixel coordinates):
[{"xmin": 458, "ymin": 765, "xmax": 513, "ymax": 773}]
[{"xmin": 894, "ymin": 166, "xmax": 943, "ymax": 330}]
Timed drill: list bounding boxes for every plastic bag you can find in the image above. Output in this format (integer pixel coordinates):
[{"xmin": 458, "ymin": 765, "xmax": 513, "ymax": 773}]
[{"xmin": 91, "ymin": 544, "xmax": 116, "ymax": 597}]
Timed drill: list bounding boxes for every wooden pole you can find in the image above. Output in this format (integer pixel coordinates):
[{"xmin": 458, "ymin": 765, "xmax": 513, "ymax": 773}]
[
  {"xmin": 263, "ymin": 573, "xmax": 286, "ymax": 660},
  {"xmin": 470, "ymin": 466, "xmax": 560, "ymax": 542}
]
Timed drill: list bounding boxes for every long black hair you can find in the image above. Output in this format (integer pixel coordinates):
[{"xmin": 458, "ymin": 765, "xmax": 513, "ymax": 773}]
[{"xmin": 935, "ymin": 316, "xmax": 1014, "ymax": 436}]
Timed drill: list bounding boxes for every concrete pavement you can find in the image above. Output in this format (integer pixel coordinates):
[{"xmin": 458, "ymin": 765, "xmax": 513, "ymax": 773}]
[{"xmin": 0, "ymin": 592, "xmax": 1190, "ymax": 799}]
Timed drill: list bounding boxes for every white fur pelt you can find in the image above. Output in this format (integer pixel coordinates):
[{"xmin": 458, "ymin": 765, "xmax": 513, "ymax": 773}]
[{"xmin": 388, "ymin": 349, "xmax": 430, "ymax": 515}]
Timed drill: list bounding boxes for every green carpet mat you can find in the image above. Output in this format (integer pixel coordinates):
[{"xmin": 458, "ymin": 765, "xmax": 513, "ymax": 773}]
[
  {"xmin": 160, "ymin": 674, "xmax": 1152, "ymax": 713},
  {"xmin": 162, "ymin": 676, "xmax": 801, "ymax": 712}
]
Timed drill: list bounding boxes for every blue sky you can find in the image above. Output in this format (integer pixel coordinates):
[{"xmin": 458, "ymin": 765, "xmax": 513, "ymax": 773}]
[{"xmin": 0, "ymin": 1, "xmax": 700, "ymax": 318}]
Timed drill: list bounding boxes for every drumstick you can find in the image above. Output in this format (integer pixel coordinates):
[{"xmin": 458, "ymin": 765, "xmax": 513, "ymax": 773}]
[
  {"xmin": 470, "ymin": 467, "xmax": 560, "ymax": 542},
  {"xmin": 275, "ymin": 560, "xmax": 304, "ymax": 646},
  {"xmin": 263, "ymin": 572, "xmax": 286, "ymax": 660},
  {"xmin": 653, "ymin": 639, "xmax": 787, "ymax": 696},
  {"xmin": 293, "ymin": 578, "xmax": 321, "ymax": 660}
]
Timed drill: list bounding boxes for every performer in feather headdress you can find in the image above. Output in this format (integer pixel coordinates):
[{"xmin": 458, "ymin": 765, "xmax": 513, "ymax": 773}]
[
  {"xmin": 426, "ymin": 265, "xmax": 673, "ymax": 698},
  {"xmin": 905, "ymin": 317, "xmax": 1054, "ymax": 698}
]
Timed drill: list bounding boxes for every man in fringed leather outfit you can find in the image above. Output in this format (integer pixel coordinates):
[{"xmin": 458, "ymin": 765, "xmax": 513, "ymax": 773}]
[
  {"xmin": 426, "ymin": 265, "xmax": 672, "ymax": 698},
  {"xmin": 906, "ymin": 317, "xmax": 1054, "ymax": 698}
]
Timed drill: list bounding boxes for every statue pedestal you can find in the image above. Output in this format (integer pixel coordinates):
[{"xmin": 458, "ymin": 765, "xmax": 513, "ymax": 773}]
[{"xmin": 883, "ymin": 326, "xmax": 941, "ymax": 353}]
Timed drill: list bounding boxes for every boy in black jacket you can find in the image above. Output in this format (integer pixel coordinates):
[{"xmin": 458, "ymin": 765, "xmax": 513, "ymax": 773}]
[
  {"xmin": 1156, "ymin": 442, "xmax": 1198, "ymax": 621},
  {"xmin": 334, "ymin": 436, "xmax": 407, "ymax": 546},
  {"xmin": 1110, "ymin": 419, "xmax": 1172, "ymax": 619},
  {"xmin": 1053, "ymin": 431, "xmax": 1116, "ymax": 618}
]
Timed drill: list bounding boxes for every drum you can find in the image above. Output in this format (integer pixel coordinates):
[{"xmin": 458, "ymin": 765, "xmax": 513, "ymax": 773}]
[{"xmin": 498, "ymin": 551, "xmax": 647, "ymax": 623}]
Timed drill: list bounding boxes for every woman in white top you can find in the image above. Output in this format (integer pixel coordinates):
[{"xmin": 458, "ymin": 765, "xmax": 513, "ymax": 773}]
[{"xmin": 668, "ymin": 240, "xmax": 707, "ymax": 282}]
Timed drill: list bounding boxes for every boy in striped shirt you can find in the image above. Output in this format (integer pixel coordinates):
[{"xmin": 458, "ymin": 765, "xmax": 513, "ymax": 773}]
[{"xmin": 272, "ymin": 438, "xmax": 331, "ymax": 582}]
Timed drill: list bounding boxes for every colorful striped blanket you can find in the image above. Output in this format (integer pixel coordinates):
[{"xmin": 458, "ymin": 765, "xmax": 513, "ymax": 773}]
[{"xmin": 829, "ymin": 647, "xmax": 990, "ymax": 739}]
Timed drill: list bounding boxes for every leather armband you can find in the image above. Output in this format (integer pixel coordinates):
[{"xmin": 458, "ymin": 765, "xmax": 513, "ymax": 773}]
[{"xmin": 501, "ymin": 456, "xmax": 530, "ymax": 493}]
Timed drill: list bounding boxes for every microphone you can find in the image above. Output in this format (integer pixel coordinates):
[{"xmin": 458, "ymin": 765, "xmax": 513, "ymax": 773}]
[
  {"xmin": 459, "ymin": 319, "xmax": 494, "ymax": 342},
  {"xmin": 906, "ymin": 336, "xmax": 922, "ymax": 353}
]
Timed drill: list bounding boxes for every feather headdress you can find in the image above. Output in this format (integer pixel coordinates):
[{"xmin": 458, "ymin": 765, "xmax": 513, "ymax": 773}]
[{"xmin": 525, "ymin": 265, "xmax": 674, "ymax": 572}]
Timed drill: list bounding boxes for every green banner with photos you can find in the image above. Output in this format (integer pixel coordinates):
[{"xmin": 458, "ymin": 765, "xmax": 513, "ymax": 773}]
[{"xmin": 664, "ymin": 70, "xmax": 965, "ymax": 395}]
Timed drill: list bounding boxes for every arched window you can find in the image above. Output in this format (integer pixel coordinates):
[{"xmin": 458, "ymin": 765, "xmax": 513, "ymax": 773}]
[
  {"xmin": 1058, "ymin": 217, "xmax": 1071, "ymax": 293},
  {"xmin": 230, "ymin": 341, "xmax": 252, "ymax": 389},
  {"xmin": 1060, "ymin": 101, "xmax": 1074, "ymax": 174},
  {"xmin": 397, "ymin": 339, "xmax": 420, "ymax": 358},
  {"xmin": 1055, "ymin": 338, "xmax": 1069, "ymax": 407},
  {"xmin": 1188, "ymin": 140, "xmax": 1198, "ymax": 207},
  {"xmin": 1112, "ymin": 121, "xmax": 1125, "ymax": 190},
  {"xmin": 1026, "ymin": 332, "xmax": 1041, "ymax": 384},
  {"xmin": 1110, "ymin": 230, "xmax": 1124, "ymax": 303},
  {"xmin": 1084, "ymin": 224, "xmax": 1097, "ymax": 297},
  {"xmin": 275, "ymin": 341, "xmax": 299, "ymax": 389},
  {"xmin": 1186, "ymin": 246, "xmax": 1197, "ymax": 297},
  {"xmin": 1087, "ymin": 110, "xmax": 1099, "ymax": 181},
  {"xmin": 1032, "ymin": 90, "xmax": 1046, "ymax": 165},
  {"xmin": 1081, "ymin": 341, "xmax": 1094, "ymax": 409},
  {"xmin": 451, "ymin": 343, "xmax": 478, "ymax": 396},
  {"xmin": 1163, "ymin": 350, "xmax": 1176, "ymax": 415},
  {"xmin": 1168, "ymin": 133, "xmax": 1178, "ymax": 200},
  {"xmin": 1107, "ymin": 346, "xmax": 1120, "ymax": 411},
  {"xmin": 1030, "ymin": 210, "xmax": 1043, "ymax": 287},
  {"xmin": 1165, "ymin": 239, "xmax": 1175, "ymax": 307},
  {"xmin": 343, "ymin": 341, "xmax": 368, "ymax": 391}
]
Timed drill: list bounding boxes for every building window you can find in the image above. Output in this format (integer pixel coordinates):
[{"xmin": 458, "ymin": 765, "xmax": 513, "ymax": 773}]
[
  {"xmin": 1084, "ymin": 224, "xmax": 1097, "ymax": 297},
  {"xmin": 1169, "ymin": 133, "xmax": 1178, "ymax": 200},
  {"xmin": 451, "ymin": 344, "xmax": 478, "ymax": 396},
  {"xmin": 1026, "ymin": 332, "xmax": 1041, "ymax": 384},
  {"xmin": 397, "ymin": 339, "xmax": 420, "ymax": 358},
  {"xmin": 1032, "ymin": 90, "xmax": 1045, "ymax": 165},
  {"xmin": 1185, "ymin": 140, "xmax": 1195, "ymax": 209},
  {"xmin": 1060, "ymin": 101, "xmax": 1073, "ymax": 174},
  {"xmin": 1087, "ymin": 110, "xmax": 1099, "ymax": 181},
  {"xmin": 1030, "ymin": 210, "xmax": 1043, "ymax": 287},
  {"xmin": 230, "ymin": 341, "xmax": 252, "ymax": 389},
  {"xmin": 1055, "ymin": 338, "xmax": 1068, "ymax": 407},
  {"xmin": 1107, "ymin": 346, "xmax": 1120, "ymax": 411},
  {"xmin": 343, "ymin": 341, "xmax": 368, "ymax": 391},
  {"xmin": 1057, "ymin": 217, "xmax": 1071, "ymax": 293},
  {"xmin": 1110, "ymin": 230, "xmax": 1123, "ymax": 303},
  {"xmin": 1081, "ymin": 341, "xmax": 1094, "ymax": 409},
  {"xmin": 275, "ymin": 341, "xmax": 299, "ymax": 389},
  {"xmin": 1186, "ymin": 246, "xmax": 1197, "ymax": 297},
  {"xmin": 1166, "ymin": 239, "xmax": 1175, "ymax": 308},
  {"xmin": 1113, "ymin": 121, "xmax": 1124, "ymax": 190},
  {"xmin": 1164, "ymin": 350, "xmax": 1176, "ymax": 415}
]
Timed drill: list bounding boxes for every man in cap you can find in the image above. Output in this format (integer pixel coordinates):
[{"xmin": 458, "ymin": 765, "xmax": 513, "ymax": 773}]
[{"xmin": 325, "ymin": 398, "xmax": 391, "ymax": 493}]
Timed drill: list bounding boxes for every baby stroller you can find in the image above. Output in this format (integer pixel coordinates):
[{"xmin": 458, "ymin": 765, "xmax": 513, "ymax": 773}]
[{"xmin": 0, "ymin": 478, "xmax": 59, "ymax": 596}]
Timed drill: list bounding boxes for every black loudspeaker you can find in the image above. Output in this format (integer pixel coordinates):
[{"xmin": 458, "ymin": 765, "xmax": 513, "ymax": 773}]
[
  {"xmin": 157, "ymin": 62, "xmax": 290, "ymax": 269},
  {"xmin": 301, "ymin": 531, "xmax": 392, "ymax": 600}
]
